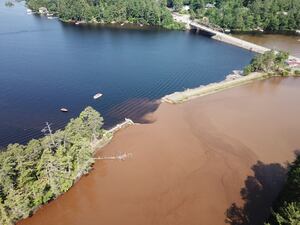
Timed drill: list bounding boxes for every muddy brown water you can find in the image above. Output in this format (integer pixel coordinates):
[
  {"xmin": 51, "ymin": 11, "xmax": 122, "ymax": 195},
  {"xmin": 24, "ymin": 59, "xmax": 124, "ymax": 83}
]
[
  {"xmin": 19, "ymin": 77, "xmax": 300, "ymax": 225},
  {"xmin": 234, "ymin": 33, "xmax": 300, "ymax": 57}
]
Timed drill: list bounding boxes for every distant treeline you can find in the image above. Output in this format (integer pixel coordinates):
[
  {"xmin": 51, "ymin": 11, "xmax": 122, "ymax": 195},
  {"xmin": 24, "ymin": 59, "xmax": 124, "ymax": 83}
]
[
  {"xmin": 0, "ymin": 107, "xmax": 103, "ymax": 225},
  {"xmin": 169, "ymin": 0, "xmax": 300, "ymax": 32},
  {"xmin": 266, "ymin": 155, "xmax": 300, "ymax": 225},
  {"xmin": 25, "ymin": 0, "xmax": 183, "ymax": 29}
]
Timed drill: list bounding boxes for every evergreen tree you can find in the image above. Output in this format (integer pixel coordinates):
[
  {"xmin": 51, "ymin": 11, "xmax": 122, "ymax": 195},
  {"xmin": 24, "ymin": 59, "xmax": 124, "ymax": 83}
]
[
  {"xmin": 0, "ymin": 107, "xmax": 104, "ymax": 225},
  {"xmin": 26, "ymin": 0, "xmax": 184, "ymax": 29}
]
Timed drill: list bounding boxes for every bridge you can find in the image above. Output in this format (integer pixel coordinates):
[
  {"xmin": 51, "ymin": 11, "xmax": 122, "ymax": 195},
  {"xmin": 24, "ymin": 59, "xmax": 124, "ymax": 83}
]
[
  {"xmin": 172, "ymin": 12, "xmax": 300, "ymax": 63},
  {"xmin": 172, "ymin": 12, "xmax": 270, "ymax": 54}
]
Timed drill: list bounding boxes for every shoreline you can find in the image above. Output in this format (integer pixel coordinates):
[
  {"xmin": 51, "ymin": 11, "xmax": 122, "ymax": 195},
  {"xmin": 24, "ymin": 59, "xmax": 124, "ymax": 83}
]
[
  {"xmin": 92, "ymin": 118, "xmax": 134, "ymax": 151},
  {"xmin": 29, "ymin": 8, "xmax": 300, "ymax": 107},
  {"xmin": 28, "ymin": 5, "xmax": 300, "ymax": 35},
  {"xmin": 172, "ymin": 12, "xmax": 300, "ymax": 57},
  {"xmin": 6, "ymin": 5, "xmax": 299, "ymax": 225},
  {"xmin": 162, "ymin": 72, "xmax": 300, "ymax": 104},
  {"xmin": 18, "ymin": 77, "xmax": 300, "ymax": 225},
  {"xmin": 19, "ymin": 71, "xmax": 296, "ymax": 224},
  {"xmin": 162, "ymin": 72, "xmax": 267, "ymax": 104},
  {"xmin": 12, "ymin": 117, "xmax": 135, "ymax": 224}
]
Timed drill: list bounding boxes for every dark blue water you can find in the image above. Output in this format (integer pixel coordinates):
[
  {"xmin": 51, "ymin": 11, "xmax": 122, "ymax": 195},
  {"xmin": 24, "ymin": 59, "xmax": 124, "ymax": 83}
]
[{"xmin": 0, "ymin": 2, "xmax": 254, "ymax": 148}]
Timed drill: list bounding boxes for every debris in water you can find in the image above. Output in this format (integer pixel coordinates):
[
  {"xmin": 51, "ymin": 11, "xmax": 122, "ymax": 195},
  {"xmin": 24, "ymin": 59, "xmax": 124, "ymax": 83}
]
[{"xmin": 95, "ymin": 152, "xmax": 133, "ymax": 161}]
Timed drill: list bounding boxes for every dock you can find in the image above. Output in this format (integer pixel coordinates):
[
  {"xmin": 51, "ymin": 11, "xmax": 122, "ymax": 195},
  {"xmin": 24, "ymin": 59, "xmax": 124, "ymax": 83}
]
[
  {"xmin": 107, "ymin": 118, "xmax": 134, "ymax": 134},
  {"xmin": 91, "ymin": 118, "xmax": 134, "ymax": 151}
]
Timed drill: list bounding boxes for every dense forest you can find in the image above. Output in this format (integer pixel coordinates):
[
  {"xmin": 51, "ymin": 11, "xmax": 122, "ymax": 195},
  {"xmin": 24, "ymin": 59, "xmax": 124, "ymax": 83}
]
[
  {"xmin": 25, "ymin": 0, "xmax": 300, "ymax": 31},
  {"xmin": 25, "ymin": 0, "xmax": 183, "ymax": 29},
  {"xmin": 266, "ymin": 155, "xmax": 300, "ymax": 225},
  {"xmin": 0, "ymin": 107, "xmax": 104, "ymax": 225},
  {"xmin": 169, "ymin": 0, "xmax": 300, "ymax": 32}
]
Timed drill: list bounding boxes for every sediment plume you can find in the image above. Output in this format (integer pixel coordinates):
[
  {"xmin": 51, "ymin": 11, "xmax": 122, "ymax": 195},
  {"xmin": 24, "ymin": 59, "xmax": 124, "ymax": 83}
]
[{"xmin": 19, "ymin": 77, "xmax": 300, "ymax": 225}]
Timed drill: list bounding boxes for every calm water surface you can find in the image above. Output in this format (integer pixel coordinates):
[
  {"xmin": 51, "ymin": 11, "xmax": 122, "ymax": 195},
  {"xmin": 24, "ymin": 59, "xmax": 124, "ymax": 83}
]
[
  {"xmin": 0, "ymin": 2, "xmax": 255, "ymax": 147},
  {"xmin": 234, "ymin": 34, "xmax": 300, "ymax": 57}
]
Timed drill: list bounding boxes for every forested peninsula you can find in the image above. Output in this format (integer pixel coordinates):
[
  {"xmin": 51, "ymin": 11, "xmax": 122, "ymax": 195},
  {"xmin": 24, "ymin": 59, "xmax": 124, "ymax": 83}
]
[
  {"xmin": 0, "ymin": 107, "xmax": 105, "ymax": 225},
  {"xmin": 25, "ymin": 0, "xmax": 183, "ymax": 29}
]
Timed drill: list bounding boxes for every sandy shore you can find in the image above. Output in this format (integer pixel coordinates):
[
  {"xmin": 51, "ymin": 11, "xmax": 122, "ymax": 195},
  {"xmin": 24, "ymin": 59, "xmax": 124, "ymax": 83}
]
[{"xmin": 19, "ymin": 77, "xmax": 300, "ymax": 225}]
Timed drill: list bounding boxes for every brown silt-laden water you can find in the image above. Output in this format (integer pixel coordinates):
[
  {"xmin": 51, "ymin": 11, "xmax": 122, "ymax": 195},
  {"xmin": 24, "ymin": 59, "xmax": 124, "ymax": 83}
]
[
  {"xmin": 234, "ymin": 33, "xmax": 300, "ymax": 57},
  {"xmin": 19, "ymin": 77, "xmax": 300, "ymax": 225}
]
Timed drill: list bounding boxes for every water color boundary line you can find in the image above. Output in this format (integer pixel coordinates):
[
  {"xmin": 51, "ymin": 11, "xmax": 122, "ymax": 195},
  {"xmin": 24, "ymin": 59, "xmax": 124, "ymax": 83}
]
[
  {"xmin": 163, "ymin": 13, "xmax": 300, "ymax": 104},
  {"xmin": 161, "ymin": 72, "xmax": 298, "ymax": 104},
  {"xmin": 172, "ymin": 12, "xmax": 300, "ymax": 62},
  {"xmin": 211, "ymin": 33, "xmax": 300, "ymax": 61}
]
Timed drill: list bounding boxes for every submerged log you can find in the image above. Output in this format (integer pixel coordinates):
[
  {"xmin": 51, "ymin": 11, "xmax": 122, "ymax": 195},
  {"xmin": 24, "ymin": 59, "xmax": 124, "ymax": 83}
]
[{"xmin": 94, "ymin": 152, "xmax": 133, "ymax": 161}]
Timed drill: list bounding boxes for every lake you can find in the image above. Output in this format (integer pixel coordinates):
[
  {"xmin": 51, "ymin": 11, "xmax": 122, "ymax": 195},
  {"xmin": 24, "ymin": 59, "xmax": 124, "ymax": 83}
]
[
  {"xmin": 18, "ymin": 77, "xmax": 300, "ymax": 225},
  {"xmin": 0, "ymin": 2, "xmax": 254, "ymax": 148}
]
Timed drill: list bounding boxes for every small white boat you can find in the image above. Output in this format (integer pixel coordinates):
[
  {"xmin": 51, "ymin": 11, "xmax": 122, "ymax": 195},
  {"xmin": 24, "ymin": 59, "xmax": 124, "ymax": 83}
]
[
  {"xmin": 93, "ymin": 93, "xmax": 103, "ymax": 100},
  {"xmin": 75, "ymin": 21, "xmax": 80, "ymax": 25},
  {"xmin": 60, "ymin": 108, "xmax": 68, "ymax": 112}
]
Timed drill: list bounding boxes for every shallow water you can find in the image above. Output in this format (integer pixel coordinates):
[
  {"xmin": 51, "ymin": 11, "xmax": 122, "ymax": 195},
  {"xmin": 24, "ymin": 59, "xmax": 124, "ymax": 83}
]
[{"xmin": 0, "ymin": 2, "xmax": 254, "ymax": 147}]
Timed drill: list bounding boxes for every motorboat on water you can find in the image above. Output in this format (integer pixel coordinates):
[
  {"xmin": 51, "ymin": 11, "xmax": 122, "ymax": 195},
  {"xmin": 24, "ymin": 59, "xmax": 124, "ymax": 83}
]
[
  {"xmin": 60, "ymin": 108, "xmax": 68, "ymax": 112},
  {"xmin": 93, "ymin": 93, "xmax": 103, "ymax": 100}
]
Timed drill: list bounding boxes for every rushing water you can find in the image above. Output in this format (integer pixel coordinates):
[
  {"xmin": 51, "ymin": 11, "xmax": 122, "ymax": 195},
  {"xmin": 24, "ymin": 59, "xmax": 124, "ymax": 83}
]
[{"xmin": 0, "ymin": 2, "xmax": 255, "ymax": 148}]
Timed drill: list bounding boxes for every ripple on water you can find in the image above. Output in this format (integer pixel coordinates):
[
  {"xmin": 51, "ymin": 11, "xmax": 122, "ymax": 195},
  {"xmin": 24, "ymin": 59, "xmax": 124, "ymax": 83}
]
[{"xmin": 0, "ymin": 2, "xmax": 254, "ymax": 148}]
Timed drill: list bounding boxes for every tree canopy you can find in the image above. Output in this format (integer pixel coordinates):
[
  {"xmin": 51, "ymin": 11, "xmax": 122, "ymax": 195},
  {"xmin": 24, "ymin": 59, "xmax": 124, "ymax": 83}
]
[
  {"xmin": 266, "ymin": 155, "xmax": 300, "ymax": 225},
  {"xmin": 0, "ymin": 107, "xmax": 103, "ymax": 225},
  {"xmin": 170, "ymin": 0, "xmax": 300, "ymax": 32},
  {"xmin": 26, "ymin": 0, "xmax": 183, "ymax": 29},
  {"xmin": 243, "ymin": 50, "xmax": 289, "ymax": 75}
]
